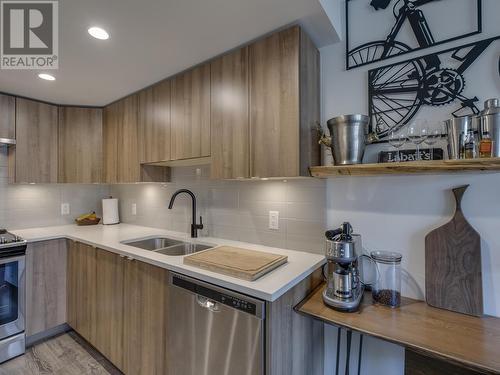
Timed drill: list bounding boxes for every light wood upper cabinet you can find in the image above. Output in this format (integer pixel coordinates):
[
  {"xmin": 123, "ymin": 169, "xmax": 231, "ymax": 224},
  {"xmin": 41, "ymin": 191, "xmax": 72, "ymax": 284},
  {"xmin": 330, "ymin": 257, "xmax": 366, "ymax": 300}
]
[
  {"xmin": 103, "ymin": 95, "xmax": 140, "ymax": 183},
  {"xmin": 0, "ymin": 94, "xmax": 15, "ymax": 140},
  {"xmin": 138, "ymin": 79, "xmax": 171, "ymax": 163},
  {"xmin": 26, "ymin": 239, "xmax": 67, "ymax": 337},
  {"xmin": 249, "ymin": 26, "xmax": 320, "ymax": 178},
  {"xmin": 210, "ymin": 47, "xmax": 249, "ymax": 179},
  {"xmin": 171, "ymin": 63, "xmax": 211, "ymax": 160},
  {"xmin": 58, "ymin": 107, "xmax": 103, "ymax": 183},
  {"xmin": 10, "ymin": 98, "xmax": 58, "ymax": 183}
]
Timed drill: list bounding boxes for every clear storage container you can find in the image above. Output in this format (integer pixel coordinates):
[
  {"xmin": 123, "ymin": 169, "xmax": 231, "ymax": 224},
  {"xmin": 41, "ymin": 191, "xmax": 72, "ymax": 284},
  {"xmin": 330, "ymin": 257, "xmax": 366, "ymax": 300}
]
[{"xmin": 370, "ymin": 251, "xmax": 402, "ymax": 308}]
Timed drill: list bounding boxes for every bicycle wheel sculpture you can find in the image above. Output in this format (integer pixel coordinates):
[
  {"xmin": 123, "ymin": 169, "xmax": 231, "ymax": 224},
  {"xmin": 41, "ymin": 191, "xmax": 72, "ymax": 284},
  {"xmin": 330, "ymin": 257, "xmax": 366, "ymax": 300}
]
[
  {"xmin": 368, "ymin": 37, "xmax": 500, "ymax": 139},
  {"xmin": 346, "ymin": 0, "xmax": 483, "ymax": 70}
]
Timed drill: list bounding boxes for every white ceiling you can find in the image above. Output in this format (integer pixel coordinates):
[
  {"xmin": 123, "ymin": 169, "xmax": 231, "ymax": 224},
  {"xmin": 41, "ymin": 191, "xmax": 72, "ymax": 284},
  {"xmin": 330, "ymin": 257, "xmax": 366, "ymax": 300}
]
[{"xmin": 0, "ymin": 0, "xmax": 337, "ymax": 106}]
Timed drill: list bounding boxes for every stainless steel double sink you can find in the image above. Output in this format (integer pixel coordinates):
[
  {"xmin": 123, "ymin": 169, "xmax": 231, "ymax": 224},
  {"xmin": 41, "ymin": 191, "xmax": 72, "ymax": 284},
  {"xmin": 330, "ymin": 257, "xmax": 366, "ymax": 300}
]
[{"xmin": 121, "ymin": 236, "xmax": 214, "ymax": 256}]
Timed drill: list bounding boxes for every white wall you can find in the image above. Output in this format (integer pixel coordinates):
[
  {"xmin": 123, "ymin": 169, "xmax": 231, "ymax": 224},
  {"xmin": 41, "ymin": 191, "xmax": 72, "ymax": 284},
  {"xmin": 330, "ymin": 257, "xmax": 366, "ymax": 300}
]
[
  {"xmin": 0, "ymin": 147, "xmax": 109, "ymax": 229},
  {"xmin": 321, "ymin": 0, "xmax": 500, "ymax": 373}
]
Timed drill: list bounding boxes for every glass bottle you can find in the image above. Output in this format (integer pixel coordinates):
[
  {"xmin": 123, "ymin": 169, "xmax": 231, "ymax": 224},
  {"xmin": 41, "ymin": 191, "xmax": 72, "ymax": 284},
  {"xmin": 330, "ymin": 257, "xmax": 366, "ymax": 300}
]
[
  {"xmin": 479, "ymin": 131, "xmax": 493, "ymax": 158},
  {"xmin": 371, "ymin": 251, "xmax": 402, "ymax": 308},
  {"xmin": 464, "ymin": 129, "xmax": 477, "ymax": 159}
]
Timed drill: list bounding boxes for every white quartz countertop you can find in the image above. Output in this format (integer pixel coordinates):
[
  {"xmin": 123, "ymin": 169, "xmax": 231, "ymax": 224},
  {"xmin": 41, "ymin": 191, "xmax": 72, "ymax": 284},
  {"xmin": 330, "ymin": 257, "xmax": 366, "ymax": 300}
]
[{"xmin": 12, "ymin": 224, "xmax": 325, "ymax": 302}]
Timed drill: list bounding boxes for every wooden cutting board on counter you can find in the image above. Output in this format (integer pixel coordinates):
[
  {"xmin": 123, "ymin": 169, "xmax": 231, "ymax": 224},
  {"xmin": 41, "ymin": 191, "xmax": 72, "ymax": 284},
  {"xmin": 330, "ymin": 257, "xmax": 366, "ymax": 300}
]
[
  {"xmin": 183, "ymin": 246, "xmax": 288, "ymax": 281},
  {"xmin": 425, "ymin": 185, "xmax": 483, "ymax": 316}
]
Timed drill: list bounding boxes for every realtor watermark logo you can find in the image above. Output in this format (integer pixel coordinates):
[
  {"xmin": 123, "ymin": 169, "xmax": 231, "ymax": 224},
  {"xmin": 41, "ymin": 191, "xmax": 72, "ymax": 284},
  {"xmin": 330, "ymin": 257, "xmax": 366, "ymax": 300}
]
[{"xmin": 0, "ymin": 0, "xmax": 58, "ymax": 69}]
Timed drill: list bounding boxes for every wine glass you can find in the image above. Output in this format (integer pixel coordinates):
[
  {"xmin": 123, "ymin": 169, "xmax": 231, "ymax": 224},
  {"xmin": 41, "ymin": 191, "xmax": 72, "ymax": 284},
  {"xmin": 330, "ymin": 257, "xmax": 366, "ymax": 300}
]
[
  {"xmin": 388, "ymin": 130, "xmax": 406, "ymax": 162},
  {"xmin": 424, "ymin": 126, "xmax": 441, "ymax": 161},
  {"xmin": 407, "ymin": 120, "xmax": 428, "ymax": 161}
]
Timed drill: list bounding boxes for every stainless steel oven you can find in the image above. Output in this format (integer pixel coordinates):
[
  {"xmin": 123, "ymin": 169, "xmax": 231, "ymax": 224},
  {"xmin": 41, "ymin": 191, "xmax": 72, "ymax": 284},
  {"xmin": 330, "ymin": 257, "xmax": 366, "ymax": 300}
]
[{"xmin": 0, "ymin": 231, "xmax": 27, "ymax": 363}]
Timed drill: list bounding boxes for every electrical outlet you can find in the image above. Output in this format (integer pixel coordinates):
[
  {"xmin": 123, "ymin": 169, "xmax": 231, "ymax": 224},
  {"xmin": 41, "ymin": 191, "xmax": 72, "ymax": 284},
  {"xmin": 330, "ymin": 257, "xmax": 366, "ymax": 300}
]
[
  {"xmin": 269, "ymin": 211, "xmax": 279, "ymax": 230},
  {"xmin": 61, "ymin": 203, "xmax": 70, "ymax": 215},
  {"xmin": 131, "ymin": 203, "xmax": 137, "ymax": 215}
]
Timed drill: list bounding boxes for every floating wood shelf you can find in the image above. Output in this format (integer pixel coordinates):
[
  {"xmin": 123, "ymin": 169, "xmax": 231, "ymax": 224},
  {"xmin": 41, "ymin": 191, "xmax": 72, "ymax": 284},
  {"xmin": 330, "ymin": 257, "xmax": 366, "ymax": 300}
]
[
  {"xmin": 309, "ymin": 157, "xmax": 500, "ymax": 177},
  {"xmin": 295, "ymin": 284, "xmax": 500, "ymax": 374}
]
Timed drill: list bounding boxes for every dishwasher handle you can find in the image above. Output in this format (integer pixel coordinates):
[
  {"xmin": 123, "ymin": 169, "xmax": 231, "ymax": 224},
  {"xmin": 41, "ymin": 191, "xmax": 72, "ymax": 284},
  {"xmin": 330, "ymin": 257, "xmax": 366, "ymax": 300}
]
[
  {"xmin": 170, "ymin": 273, "xmax": 265, "ymax": 319},
  {"xmin": 196, "ymin": 295, "xmax": 220, "ymax": 312}
]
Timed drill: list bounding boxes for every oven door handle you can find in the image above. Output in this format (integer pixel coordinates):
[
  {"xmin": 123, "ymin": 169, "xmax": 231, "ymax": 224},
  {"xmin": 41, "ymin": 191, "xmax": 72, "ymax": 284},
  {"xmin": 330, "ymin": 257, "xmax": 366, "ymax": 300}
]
[{"xmin": 0, "ymin": 255, "xmax": 25, "ymax": 265}]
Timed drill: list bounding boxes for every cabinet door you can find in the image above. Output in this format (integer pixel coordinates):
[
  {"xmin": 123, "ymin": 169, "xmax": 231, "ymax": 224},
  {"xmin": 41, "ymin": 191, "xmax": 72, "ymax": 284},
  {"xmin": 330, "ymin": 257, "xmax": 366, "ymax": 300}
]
[
  {"xmin": 103, "ymin": 102, "xmax": 119, "ymax": 183},
  {"xmin": 171, "ymin": 63, "xmax": 211, "ymax": 160},
  {"xmin": 138, "ymin": 80, "xmax": 171, "ymax": 163},
  {"xmin": 103, "ymin": 95, "xmax": 140, "ymax": 183},
  {"xmin": 66, "ymin": 241, "xmax": 97, "ymax": 344},
  {"xmin": 123, "ymin": 260, "xmax": 169, "ymax": 375},
  {"xmin": 249, "ymin": 26, "xmax": 300, "ymax": 178},
  {"xmin": 210, "ymin": 47, "xmax": 249, "ymax": 179},
  {"xmin": 12, "ymin": 98, "xmax": 58, "ymax": 183},
  {"xmin": 58, "ymin": 107, "xmax": 103, "ymax": 183},
  {"xmin": 26, "ymin": 239, "xmax": 67, "ymax": 337},
  {"xmin": 0, "ymin": 94, "xmax": 15, "ymax": 140},
  {"xmin": 94, "ymin": 248, "xmax": 125, "ymax": 371}
]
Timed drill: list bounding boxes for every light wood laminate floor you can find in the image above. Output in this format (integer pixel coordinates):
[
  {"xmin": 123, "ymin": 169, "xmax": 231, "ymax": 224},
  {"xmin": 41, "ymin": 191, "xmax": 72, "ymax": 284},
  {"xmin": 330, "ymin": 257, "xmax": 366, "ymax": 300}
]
[{"xmin": 0, "ymin": 332, "xmax": 122, "ymax": 375}]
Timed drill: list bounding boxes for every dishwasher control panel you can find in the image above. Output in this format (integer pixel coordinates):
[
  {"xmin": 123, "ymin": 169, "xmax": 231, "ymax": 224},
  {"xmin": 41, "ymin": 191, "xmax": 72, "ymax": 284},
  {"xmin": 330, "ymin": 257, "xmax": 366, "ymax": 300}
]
[{"xmin": 172, "ymin": 274, "xmax": 259, "ymax": 316}]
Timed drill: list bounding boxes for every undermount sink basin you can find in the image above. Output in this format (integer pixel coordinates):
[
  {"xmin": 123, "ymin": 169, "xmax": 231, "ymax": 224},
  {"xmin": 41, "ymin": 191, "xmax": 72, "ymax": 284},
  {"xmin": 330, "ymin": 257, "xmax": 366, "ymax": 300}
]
[
  {"xmin": 122, "ymin": 237, "xmax": 182, "ymax": 251},
  {"xmin": 154, "ymin": 243, "xmax": 213, "ymax": 256},
  {"xmin": 121, "ymin": 236, "xmax": 214, "ymax": 256}
]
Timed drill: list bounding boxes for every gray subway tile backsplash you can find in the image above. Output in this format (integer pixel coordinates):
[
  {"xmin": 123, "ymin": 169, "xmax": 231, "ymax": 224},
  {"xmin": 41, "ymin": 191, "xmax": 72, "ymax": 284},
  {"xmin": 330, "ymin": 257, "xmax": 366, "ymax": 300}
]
[
  {"xmin": 110, "ymin": 166, "xmax": 327, "ymax": 254},
  {"xmin": 1, "ymin": 145, "xmax": 326, "ymax": 255}
]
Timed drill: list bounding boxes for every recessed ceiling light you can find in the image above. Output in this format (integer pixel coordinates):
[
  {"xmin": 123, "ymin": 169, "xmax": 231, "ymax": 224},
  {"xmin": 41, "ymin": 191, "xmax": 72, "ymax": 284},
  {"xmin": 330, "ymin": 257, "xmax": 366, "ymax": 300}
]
[
  {"xmin": 38, "ymin": 73, "xmax": 55, "ymax": 81},
  {"xmin": 88, "ymin": 27, "xmax": 109, "ymax": 40}
]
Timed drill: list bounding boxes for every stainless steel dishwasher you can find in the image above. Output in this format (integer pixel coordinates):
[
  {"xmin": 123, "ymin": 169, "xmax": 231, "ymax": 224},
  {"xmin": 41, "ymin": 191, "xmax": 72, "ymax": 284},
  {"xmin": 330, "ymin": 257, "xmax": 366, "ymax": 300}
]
[{"xmin": 167, "ymin": 273, "xmax": 265, "ymax": 375}]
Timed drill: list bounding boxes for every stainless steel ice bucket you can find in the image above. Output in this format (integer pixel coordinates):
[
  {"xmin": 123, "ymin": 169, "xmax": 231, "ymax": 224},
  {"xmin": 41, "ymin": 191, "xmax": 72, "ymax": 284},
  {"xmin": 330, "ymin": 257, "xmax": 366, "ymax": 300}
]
[{"xmin": 327, "ymin": 114, "xmax": 369, "ymax": 165}]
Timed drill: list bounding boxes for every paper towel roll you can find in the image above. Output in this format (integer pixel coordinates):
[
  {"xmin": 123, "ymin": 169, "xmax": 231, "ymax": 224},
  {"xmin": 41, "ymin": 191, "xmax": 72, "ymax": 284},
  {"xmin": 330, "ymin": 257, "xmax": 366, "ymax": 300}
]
[{"xmin": 102, "ymin": 198, "xmax": 120, "ymax": 225}]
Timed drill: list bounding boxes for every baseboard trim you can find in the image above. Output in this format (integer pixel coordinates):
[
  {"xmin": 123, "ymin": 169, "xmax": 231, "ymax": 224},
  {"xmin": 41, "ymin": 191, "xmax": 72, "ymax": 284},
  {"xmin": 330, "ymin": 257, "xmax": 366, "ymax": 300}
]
[{"xmin": 26, "ymin": 324, "xmax": 71, "ymax": 347}]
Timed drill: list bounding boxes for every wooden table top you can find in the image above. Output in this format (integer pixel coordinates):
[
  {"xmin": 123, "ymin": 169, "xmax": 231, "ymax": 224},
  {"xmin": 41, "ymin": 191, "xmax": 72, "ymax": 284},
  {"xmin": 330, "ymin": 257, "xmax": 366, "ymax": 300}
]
[{"xmin": 295, "ymin": 284, "xmax": 500, "ymax": 374}]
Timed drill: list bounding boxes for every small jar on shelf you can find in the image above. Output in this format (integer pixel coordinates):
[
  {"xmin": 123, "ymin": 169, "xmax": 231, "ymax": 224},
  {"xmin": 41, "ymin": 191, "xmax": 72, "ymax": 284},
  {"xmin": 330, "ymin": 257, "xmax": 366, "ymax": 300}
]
[
  {"xmin": 464, "ymin": 129, "xmax": 478, "ymax": 159},
  {"xmin": 479, "ymin": 131, "xmax": 493, "ymax": 158},
  {"xmin": 371, "ymin": 251, "xmax": 402, "ymax": 308}
]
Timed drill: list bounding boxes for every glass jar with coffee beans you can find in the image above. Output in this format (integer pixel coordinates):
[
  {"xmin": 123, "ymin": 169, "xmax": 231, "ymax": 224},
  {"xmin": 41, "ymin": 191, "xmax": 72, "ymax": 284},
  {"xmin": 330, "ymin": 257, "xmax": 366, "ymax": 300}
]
[{"xmin": 370, "ymin": 251, "xmax": 402, "ymax": 308}]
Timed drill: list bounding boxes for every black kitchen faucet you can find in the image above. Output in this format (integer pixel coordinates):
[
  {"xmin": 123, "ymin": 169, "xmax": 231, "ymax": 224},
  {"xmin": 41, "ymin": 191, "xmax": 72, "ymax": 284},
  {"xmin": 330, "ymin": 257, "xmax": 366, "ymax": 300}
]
[{"xmin": 168, "ymin": 189, "xmax": 204, "ymax": 238}]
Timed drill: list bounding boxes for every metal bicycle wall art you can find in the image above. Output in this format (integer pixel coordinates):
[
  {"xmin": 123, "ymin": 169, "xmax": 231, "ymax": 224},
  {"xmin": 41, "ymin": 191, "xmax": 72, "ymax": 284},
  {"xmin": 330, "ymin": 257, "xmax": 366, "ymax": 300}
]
[
  {"xmin": 346, "ymin": 0, "xmax": 482, "ymax": 70},
  {"xmin": 368, "ymin": 36, "xmax": 500, "ymax": 140}
]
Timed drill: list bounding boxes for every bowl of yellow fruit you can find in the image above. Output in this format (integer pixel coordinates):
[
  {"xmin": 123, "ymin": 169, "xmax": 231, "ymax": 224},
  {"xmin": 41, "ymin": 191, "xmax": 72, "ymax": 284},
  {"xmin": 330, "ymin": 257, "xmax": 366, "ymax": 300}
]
[{"xmin": 75, "ymin": 212, "xmax": 101, "ymax": 226}]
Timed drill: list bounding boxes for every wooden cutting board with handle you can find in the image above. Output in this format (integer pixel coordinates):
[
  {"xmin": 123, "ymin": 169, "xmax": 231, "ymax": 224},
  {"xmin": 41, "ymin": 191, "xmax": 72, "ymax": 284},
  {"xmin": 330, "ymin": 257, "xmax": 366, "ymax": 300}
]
[
  {"xmin": 184, "ymin": 246, "xmax": 288, "ymax": 281},
  {"xmin": 425, "ymin": 185, "xmax": 483, "ymax": 316}
]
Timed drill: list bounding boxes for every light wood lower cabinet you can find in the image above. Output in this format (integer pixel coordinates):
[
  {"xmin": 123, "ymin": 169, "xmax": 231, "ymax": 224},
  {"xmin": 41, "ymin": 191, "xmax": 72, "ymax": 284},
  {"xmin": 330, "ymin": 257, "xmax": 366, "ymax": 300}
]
[
  {"xmin": 63, "ymin": 241, "xmax": 325, "ymax": 375},
  {"xmin": 266, "ymin": 268, "xmax": 323, "ymax": 375},
  {"xmin": 123, "ymin": 259, "xmax": 169, "ymax": 375},
  {"xmin": 94, "ymin": 248, "xmax": 125, "ymax": 370},
  {"xmin": 67, "ymin": 241, "xmax": 98, "ymax": 344},
  {"xmin": 67, "ymin": 242, "xmax": 169, "ymax": 374},
  {"xmin": 26, "ymin": 240, "xmax": 67, "ymax": 337}
]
